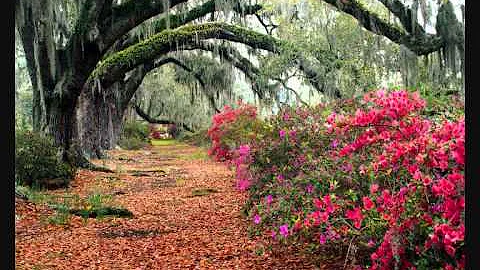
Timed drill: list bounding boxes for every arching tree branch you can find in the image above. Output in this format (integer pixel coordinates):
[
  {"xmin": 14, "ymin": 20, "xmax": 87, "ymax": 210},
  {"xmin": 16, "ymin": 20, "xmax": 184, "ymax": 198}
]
[
  {"xmin": 376, "ymin": 0, "xmax": 427, "ymax": 35},
  {"xmin": 155, "ymin": 57, "xmax": 206, "ymax": 89},
  {"xmin": 109, "ymin": 0, "xmax": 263, "ymax": 54},
  {"xmin": 272, "ymin": 77, "xmax": 309, "ymax": 106},
  {"xmin": 319, "ymin": 0, "xmax": 443, "ymax": 55},
  {"xmin": 89, "ymin": 22, "xmax": 283, "ymax": 90},
  {"xmin": 154, "ymin": 57, "xmax": 220, "ymax": 113},
  {"xmin": 101, "ymin": 0, "xmax": 190, "ymax": 49},
  {"xmin": 120, "ymin": 55, "xmax": 219, "ymax": 115},
  {"xmin": 255, "ymin": 14, "xmax": 278, "ymax": 35},
  {"xmin": 133, "ymin": 103, "xmax": 194, "ymax": 132},
  {"xmin": 296, "ymin": 59, "xmax": 342, "ymax": 98},
  {"xmin": 179, "ymin": 42, "xmax": 267, "ymax": 99}
]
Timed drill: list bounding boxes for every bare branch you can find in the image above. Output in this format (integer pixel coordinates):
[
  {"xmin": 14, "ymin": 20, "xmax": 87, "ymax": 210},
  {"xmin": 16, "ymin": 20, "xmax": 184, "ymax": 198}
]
[
  {"xmin": 273, "ymin": 77, "xmax": 309, "ymax": 106},
  {"xmin": 133, "ymin": 103, "xmax": 194, "ymax": 132}
]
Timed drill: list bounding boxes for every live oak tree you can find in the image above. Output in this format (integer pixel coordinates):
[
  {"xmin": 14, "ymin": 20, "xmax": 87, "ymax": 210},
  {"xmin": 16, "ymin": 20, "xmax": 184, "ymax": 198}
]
[
  {"xmin": 15, "ymin": 0, "xmax": 272, "ymax": 162},
  {"xmin": 257, "ymin": 0, "xmax": 463, "ymax": 99},
  {"xmin": 15, "ymin": 0, "xmax": 321, "ymax": 161},
  {"xmin": 132, "ymin": 53, "xmax": 235, "ymax": 131},
  {"xmin": 317, "ymin": 0, "xmax": 464, "ymax": 92}
]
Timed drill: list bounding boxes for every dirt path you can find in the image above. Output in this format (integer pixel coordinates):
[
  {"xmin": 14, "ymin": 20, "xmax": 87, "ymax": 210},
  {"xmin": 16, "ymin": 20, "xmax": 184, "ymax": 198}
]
[{"xmin": 15, "ymin": 143, "xmax": 319, "ymax": 269}]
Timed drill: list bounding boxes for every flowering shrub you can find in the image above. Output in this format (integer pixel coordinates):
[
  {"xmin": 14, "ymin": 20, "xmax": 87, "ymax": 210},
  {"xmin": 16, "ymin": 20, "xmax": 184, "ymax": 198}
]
[
  {"xmin": 326, "ymin": 90, "xmax": 465, "ymax": 269},
  {"xmin": 150, "ymin": 130, "xmax": 163, "ymax": 139},
  {"xmin": 207, "ymin": 100, "xmax": 263, "ymax": 162},
  {"xmin": 208, "ymin": 89, "xmax": 464, "ymax": 269}
]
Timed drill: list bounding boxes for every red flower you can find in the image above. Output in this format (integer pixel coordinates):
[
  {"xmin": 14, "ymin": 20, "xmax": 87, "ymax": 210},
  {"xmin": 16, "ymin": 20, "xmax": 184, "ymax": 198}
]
[
  {"xmin": 346, "ymin": 207, "xmax": 363, "ymax": 229},
  {"xmin": 362, "ymin": 196, "xmax": 375, "ymax": 210}
]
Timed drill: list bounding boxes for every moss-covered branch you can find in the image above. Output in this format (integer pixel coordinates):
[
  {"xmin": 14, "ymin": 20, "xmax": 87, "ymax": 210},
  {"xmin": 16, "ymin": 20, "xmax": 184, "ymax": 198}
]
[
  {"xmin": 102, "ymin": 0, "xmax": 190, "ymax": 49},
  {"xmin": 182, "ymin": 42, "xmax": 340, "ymax": 98},
  {"xmin": 111, "ymin": 0, "xmax": 262, "ymax": 54},
  {"xmin": 320, "ymin": 0, "xmax": 443, "ymax": 55},
  {"xmin": 153, "ymin": 56, "xmax": 219, "ymax": 112},
  {"xmin": 180, "ymin": 42, "xmax": 265, "ymax": 96},
  {"xmin": 89, "ymin": 22, "xmax": 283, "ymax": 89},
  {"xmin": 296, "ymin": 58, "xmax": 342, "ymax": 98},
  {"xmin": 377, "ymin": 0, "xmax": 426, "ymax": 35}
]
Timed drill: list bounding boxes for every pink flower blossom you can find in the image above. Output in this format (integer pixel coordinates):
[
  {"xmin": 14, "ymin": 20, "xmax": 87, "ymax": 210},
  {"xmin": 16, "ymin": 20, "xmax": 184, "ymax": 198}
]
[
  {"xmin": 279, "ymin": 224, "xmax": 289, "ymax": 237},
  {"xmin": 238, "ymin": 144, "xmax": 250, "ymax": 156},
  {"xmin": 362, "ymin": 196, "xmax": 375, "ymax": 210},
  {"xmin": 370, "ymin": 184, "xmax": 379, "ymax": 194},
  {"xmin": 266, "ymin": 195, "xmax": 273, "ymax": 205},
  {"xmin": 304, "ymin": 218, "xmax": 311, "ymax": 228},
  {"xmin": 346, "ymin": 207, "xmax": 363, "ymax": 229},
  {"xmin": 368, "ymin": 239, "xmax": 375, "ymax": 247},
  {"xmin": 319, "ymin": 234, "xmax": 326, "ymax": 244},
  {"xmin": 331, "ymin": 139, "xmax": 339, "ymax": 148},
  {"xmin": 306, "ymin": 184, "xmax": 314, "ymax": 193},
  {"xmin": 236, "ymin": 179, "xmax": 250, "ymax": 191},
  {"xmin": 253, "ymin": 214, "xmax": 261, "ymax": 224}
]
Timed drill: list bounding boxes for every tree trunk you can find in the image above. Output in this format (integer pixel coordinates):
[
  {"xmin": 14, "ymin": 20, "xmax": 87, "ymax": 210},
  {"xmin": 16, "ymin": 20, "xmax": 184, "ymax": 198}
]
[
  {"xmin": 76, "ymin": 83, "xmax": 124, "ymax": 159},
  {"xmin": 76, "ymin": 65, "xmax": 150, "ymax": 158}
]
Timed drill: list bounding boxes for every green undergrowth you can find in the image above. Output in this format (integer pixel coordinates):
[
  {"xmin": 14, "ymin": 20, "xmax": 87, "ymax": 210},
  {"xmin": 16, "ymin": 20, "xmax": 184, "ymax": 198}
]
[
  {"xmin": 15, "ymin": 130, "xmax": 76, "ymax": 189},
  {"xmin": 118, "ymin": 137, "xmax": 148, "ymax": 150},
  {"xmin": 150, "ymin": 139, "xmax": 179, "ymax": 146},
  {"xmin": 118, "ymin": 121, "xmax": 150, "ymax": 150},
  {"xmin": 17, "ymin": 186, "xmax": 132, "ymax": 225},
  {"xmin": 177, "ymin": 149, "xmax": 209, "ymax": 160},
  {"xmin": 190, "ymin": 188, "xmax": 218, "ymax": 197},
  {"xmin": 178, "ymin": 129, "xmax": 211, "ymax": 148}
]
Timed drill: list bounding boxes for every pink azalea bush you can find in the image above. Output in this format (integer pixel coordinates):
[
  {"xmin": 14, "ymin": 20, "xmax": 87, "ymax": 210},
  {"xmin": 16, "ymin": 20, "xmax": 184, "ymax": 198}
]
[
  {"xmin": 208, "ymin": 89, "xmax": 464, "ymax": 269},
  {"xmin": 207, "ymin": 100, "xmax": 260, "ymax": 162}
]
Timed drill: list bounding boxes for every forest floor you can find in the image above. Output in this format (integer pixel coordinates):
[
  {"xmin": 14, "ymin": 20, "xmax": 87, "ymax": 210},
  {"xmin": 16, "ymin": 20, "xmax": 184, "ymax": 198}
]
[{"xmin": 15, "ymin": 142, "xmax": 340, "ymax": 269}]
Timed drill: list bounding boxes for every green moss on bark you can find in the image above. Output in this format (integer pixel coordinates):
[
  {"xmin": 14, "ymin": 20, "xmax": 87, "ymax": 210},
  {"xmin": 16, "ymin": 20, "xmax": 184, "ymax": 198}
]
[{"xmin": 89, "ymin": 22, "xmax": 284, "ymax": 87}]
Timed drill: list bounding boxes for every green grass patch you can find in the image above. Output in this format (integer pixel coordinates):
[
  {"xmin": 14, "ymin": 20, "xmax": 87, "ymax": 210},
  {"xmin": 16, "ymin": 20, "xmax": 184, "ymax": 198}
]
[
  {"xmin": 67, "ymin": 206, "xmax": 133, "ymax": 219},
  {"xmin": 17, "ymin": 185, "xmax": 132, "ymax": 224},
  {"xmin": 175, "ymin": 178, "xmax": 186, "ymax": 186},
  {"xmin": 177, "ymin": 149, "xmax": 209, "ymax": 160},
  {"xmin": 128, "ymin": 168, "xmax": 167, "ymax": 175},
  {"xmin": 100, "ymin": 229, "xmax": 163, "ymax": 238},
  {"xmin": 45, "ymin": 250, "xmax": 68, "ymax": 259},
  {"xmin": 190, "ymin": 188, "xmax": 218, "ymax": 197},
  {"xmin": 150, "ymin": 139, "xmax": 177, "ymax": 146}
]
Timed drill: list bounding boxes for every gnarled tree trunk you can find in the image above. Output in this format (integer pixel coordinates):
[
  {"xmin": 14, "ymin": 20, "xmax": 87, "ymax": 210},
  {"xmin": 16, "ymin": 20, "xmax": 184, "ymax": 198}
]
[{"xmin": 76, "ymin": 64, "xmax": 151, "ymax": 158}]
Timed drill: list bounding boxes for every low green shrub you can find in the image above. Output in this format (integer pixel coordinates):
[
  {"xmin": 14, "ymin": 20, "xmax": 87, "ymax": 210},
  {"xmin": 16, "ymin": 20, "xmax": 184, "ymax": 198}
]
[
  {"xmin": 117, "ymin": 137, "xmax": 147, "ymax": 150},
  {"xmin": 178, "ymin": 128, "xmax": 211, "ymax": 147},
  {"xmin": 121, "ymin": 121, "xmax": 149, "ymax": 141},
  {"xmin": 118, "ymin": 120, "xmax": 150, "ymax": 150},
  {"xmin": 15, "ymin": 131, "xmax": 76, "ymax": 189},
  {"xmin": 21, "ymin": 187, "xmax": 132, "ymax": 224}
]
